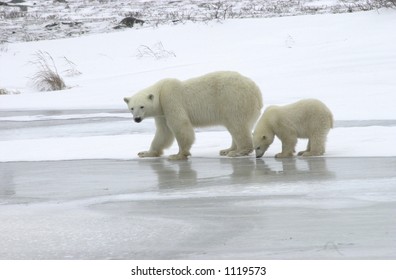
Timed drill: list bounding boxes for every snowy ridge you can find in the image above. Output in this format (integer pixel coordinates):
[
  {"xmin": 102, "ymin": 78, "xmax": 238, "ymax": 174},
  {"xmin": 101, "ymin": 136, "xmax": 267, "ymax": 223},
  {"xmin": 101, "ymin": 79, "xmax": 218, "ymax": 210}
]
[
  {"xmin": 0, "ymin": 112, "xmax": 131, "ymax": 122},
  {"xmin": 1, "ymin": 0, "xmax": 389, "ymax": 43}
]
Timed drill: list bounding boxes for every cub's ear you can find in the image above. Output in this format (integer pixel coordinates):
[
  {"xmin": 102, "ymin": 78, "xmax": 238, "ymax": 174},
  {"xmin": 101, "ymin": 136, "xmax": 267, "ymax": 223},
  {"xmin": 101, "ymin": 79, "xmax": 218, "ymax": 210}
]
[
  {"xmin": 123, "ymin": 97, "xmax": 129, "ymax": 104},
  {"xmin": 148, "ymin": 94, "xmax": 154, "ymax": 100}
]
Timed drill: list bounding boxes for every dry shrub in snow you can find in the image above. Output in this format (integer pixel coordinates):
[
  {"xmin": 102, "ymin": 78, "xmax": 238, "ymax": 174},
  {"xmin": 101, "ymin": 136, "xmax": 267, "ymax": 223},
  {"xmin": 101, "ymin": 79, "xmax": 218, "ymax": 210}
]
[
  {"xmin": 0, "ymin": 88, "xmax": 20, "ymax": 95},
  {"xmin": 63, "ymin": 56, "xmax": 82, "ymax": 77},
  {"xmin": 31, "ymin": 51, "xmax": 66, "ymax": 92},
  {"xmin": 136, "ymin": 42, "xmax": 176, "ymax": 60},
  {"xmin": 381, "ymin": 0, "xmax": 396, "ymax": 7}
]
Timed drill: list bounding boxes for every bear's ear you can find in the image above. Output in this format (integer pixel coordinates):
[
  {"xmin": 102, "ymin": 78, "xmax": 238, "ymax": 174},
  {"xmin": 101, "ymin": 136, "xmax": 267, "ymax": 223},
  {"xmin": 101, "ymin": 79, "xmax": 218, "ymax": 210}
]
[
  {"xmin": 123, "ymin": 97, "xmax": 130, "ymax": 104},
  {"xmin": 148, "ymin": 94, "xmax": 154, "ymax": 100}
]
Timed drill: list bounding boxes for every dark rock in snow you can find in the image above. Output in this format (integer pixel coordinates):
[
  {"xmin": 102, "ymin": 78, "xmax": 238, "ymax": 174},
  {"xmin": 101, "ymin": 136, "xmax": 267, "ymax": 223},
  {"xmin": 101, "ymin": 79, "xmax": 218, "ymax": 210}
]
[
  {"xmin": 45, "ymin": 22, "xmax": 59, "ymax": 29},
  {"xmin": 114, "ymin": 17, "xmax": 145, "ymax": 29}
]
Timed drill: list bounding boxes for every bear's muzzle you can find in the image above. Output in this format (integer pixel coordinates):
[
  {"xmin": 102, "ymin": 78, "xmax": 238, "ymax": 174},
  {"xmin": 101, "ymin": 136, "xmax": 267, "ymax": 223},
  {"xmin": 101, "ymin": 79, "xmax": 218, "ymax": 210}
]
[{"xmin": 255, "ymin": 148, "xmax": 265, "ymax": 158}]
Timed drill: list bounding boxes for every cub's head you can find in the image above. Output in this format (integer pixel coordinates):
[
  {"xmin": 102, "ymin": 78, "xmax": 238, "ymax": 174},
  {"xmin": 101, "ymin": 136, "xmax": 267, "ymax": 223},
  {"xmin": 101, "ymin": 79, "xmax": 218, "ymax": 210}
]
[
  {"xmin": 252, "ymin": 129, "xmax": 275, "ymax": 158},
  {"xmin": 123, "ymin": 92, "xmax": 155, "ymax": 123}
]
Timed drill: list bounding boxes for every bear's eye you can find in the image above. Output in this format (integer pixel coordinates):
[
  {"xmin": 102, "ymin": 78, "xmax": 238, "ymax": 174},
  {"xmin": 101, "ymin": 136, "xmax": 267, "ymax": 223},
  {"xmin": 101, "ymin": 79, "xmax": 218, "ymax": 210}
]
[
  {"xmin": 140, "ymin": 106, "xmax": 144, "ymax": 109},
  {"xmin": 131, "ymin": 108, "xmax": 134, "ymax": 111}
]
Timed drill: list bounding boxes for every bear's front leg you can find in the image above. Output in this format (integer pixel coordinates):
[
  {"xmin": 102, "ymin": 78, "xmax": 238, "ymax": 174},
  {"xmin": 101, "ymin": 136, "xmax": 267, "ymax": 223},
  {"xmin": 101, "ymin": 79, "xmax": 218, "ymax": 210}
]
[
  {"xmin": 138, "ymin": 117, "xmax": 175, "ymax": 158},
  {"xmin": 276, "ymin": 136, "xmax": 297, "ymax": 158},
  {"xmin": 167, "ymin": 118, "xmax": 195, "ymax": 161}
]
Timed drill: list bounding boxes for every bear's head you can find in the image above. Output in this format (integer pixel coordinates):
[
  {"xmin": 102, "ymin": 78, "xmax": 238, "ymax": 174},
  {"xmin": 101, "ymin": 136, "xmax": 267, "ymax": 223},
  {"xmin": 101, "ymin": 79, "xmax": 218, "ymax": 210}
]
[
  {"xmin": 124, "ymin": 88, "xmax": 159, "ymax": 123},
  {"xmin": 252, "ymin": 130, "xmax": 275, "ymax": 158}
]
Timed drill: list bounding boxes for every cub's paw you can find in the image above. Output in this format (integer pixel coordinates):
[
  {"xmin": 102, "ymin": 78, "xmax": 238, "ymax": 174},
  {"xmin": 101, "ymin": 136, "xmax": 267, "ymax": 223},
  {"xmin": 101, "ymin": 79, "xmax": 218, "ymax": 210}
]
[
  {"xmin": 298, "ymin": 151, "xmax": 323, "ymax": 157},
  {"xmin": 168, "ymin": 153, "xmax": 189, "ymax": 161}
]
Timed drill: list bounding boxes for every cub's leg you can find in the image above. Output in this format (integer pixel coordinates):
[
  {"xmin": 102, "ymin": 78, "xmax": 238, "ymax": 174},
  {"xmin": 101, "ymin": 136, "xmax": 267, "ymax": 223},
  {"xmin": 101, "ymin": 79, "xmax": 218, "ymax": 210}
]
[
  {"xmin": 300, "ymin": 133, "xmax": 327, "ymax": 156},
  {"xmin": 297, "ymin": 140, "xmax": 311, "ymax": 156},
  {"xmin": 275, "ymin": 135, "xmax": 297, "ymax": 158}
]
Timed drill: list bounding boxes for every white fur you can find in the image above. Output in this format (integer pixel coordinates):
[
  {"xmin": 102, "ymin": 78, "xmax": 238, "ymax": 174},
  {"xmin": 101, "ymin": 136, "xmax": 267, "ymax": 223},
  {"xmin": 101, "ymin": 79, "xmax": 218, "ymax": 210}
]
[
  {"xmin": 253, "ymin": 99, "xmax": 333, "ymax": 158},
  {"xmin": 124, "ymin": 71, "xmax": 263, "ymax": 160}
]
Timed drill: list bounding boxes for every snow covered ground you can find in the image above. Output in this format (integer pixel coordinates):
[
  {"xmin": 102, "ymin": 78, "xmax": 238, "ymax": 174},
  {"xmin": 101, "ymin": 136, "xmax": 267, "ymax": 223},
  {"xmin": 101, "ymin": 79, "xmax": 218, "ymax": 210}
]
[
  {"xmin": 1, "ymin": 8, "xmax": 396, "ymax": 160},
  {"xmin": 1, "ymin": 6, "xmax": 396, "ymax": 260}
]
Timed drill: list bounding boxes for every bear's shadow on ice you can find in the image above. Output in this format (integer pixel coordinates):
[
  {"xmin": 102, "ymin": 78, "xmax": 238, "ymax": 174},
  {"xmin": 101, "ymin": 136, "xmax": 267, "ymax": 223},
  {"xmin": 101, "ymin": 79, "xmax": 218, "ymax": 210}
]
[{"xmin": 137, "ymin": 157, "xmax": 335, "ymax": 189}]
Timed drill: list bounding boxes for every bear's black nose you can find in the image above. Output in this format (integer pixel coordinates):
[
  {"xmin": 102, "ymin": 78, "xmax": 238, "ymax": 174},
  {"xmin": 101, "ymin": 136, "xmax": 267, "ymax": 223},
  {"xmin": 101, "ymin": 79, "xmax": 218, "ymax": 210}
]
[{"xmin": 134, "ymin": 117, "xmax": 142, "ymax": 123}]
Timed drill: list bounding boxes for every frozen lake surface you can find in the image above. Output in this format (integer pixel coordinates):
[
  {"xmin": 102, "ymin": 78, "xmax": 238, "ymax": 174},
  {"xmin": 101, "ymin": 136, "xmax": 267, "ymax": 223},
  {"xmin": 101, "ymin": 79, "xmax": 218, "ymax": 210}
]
[{"xmin": 1, "ymin": 157, "xmax": 395, "ymax": 260}]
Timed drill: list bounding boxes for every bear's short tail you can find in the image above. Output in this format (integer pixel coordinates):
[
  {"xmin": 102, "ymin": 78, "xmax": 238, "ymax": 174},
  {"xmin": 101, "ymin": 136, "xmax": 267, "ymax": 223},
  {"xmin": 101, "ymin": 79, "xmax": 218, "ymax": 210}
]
[{"xmin": 330, "ymin": 114, "xmax": 334, "ymax": 129}]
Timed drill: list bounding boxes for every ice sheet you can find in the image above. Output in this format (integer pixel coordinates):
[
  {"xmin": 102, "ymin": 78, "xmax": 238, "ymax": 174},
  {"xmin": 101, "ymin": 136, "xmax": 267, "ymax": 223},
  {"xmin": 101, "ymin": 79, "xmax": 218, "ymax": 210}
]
[{"xmin": 1, "ymin": 158, "xmax": 395, "ymax": 259}]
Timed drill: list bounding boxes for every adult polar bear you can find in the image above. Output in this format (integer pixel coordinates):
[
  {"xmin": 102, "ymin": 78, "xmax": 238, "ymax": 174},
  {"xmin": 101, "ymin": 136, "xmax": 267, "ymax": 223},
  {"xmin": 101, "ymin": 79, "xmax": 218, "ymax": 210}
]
[
  {"xmin": 124, "ymin": 71, "xmax": 263, "ymax": 160},
  {"xmin": 253, "ymin": 99, "xmax": 333, "ymax": 158}
]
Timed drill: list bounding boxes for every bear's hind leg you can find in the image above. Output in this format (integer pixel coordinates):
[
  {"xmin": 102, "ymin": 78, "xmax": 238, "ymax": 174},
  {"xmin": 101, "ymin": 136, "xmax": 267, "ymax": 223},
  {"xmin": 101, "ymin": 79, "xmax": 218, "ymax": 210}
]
[
  {"xmin": 226, "ymin": 126, "xmax": 253, "ymax": 157},
  {"xmin": 220, "ymin": 139, "xmax": 237, "ymax": 156},
  {"xmin": 297, "ymin": 140, "xmax": 311, "ymax": 156},
  {"xmin": 138, "ymin": 150, "xmax": 162, "ymax": 158},
  {"xmin": 300, "ymin": 134, "xmax": 326, "ymax": 156}
]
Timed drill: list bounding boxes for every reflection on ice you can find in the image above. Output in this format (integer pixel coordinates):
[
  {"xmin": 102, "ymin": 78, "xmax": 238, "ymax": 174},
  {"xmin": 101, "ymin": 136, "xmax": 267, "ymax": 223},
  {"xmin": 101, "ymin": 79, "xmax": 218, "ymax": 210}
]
[
  {"xmin": 142, "ymin": 157, "xmax": 335, "ymax": 190},
  {"xmin": 0, "ymin": 157, "xmax": 396, "ymax": 259},
  {"xmin": 0, "ymin": 168, "xmax": 15, "ymax": 197}
]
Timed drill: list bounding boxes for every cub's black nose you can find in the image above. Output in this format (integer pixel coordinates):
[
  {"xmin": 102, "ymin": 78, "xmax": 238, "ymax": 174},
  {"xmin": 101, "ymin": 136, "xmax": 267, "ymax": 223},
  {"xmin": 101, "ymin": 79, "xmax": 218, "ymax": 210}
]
[{"xmin": 134, "ymin": 117, "xmax": 142, "ymax": 123}]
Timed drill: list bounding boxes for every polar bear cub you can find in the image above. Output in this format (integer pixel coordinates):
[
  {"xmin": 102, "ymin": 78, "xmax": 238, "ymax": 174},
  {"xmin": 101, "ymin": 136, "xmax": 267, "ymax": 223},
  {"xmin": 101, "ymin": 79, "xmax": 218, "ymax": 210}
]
[
  {"xmin": 253, "ymin": 99, "xmax": 333, "ymax": 158},
  {"xmin": 124, "ymin": 71, "xmax": 263, "ymax": 160}
]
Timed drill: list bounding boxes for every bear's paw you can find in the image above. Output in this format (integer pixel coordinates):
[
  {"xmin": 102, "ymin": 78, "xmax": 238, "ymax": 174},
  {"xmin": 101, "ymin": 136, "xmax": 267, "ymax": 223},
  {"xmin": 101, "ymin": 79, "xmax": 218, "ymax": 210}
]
[
  {"xmin": 219, "ymin": 148, "xmax": 234, "ymax": 156},
  {"xmin": 168, "ymin": 152, "xmax": 190, "ymax": 161},
  {"xmin": 138, "ymin": 151, "xmax": 161, "ymax": 158},
  {"xmin": 298, "ymin": 151, "xmax": 323, "ymax": 157},
  {"xmin": 275, "ymin": 152, "xmax": 294, "ymax": 158}
]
